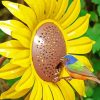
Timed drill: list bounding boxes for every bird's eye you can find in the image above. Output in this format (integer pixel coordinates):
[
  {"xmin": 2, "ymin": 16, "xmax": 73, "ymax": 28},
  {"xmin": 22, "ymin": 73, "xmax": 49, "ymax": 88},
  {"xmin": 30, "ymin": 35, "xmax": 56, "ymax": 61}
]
[{"xmin": 66, "ymin": 58, "xmax": 69, "ymax": 61}]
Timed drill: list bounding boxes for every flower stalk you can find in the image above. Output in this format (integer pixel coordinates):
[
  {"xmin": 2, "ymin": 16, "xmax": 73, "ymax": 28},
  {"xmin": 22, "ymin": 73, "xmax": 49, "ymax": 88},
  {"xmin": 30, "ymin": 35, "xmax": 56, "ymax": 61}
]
[{"xmin": 17, "ymin": 0, "xmax": 24, "ymax": 4}]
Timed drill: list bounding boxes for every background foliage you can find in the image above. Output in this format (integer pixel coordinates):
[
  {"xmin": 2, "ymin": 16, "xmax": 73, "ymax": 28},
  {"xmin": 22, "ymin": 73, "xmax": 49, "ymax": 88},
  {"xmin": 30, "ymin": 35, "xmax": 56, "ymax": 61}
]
[{"xmin": 0, "ymin": 0, "xmax": 100, "ymax": 100}]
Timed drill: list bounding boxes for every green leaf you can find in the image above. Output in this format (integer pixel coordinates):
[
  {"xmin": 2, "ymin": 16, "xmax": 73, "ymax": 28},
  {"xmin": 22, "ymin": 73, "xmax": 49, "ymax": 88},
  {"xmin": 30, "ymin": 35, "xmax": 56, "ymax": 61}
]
[
  {"xmin": 79, "ymin": 9, "xmax": 88, "ymax": 16},
  {"xmin": 91, "ymin": 57, "xmax": 100, "ymax": 72},
  {"xmin": 68, "ymin": 0, "xmax": 73, "ymax": 7},
  {"xmin": 98, "ymin": 51, "xmax": 100, "ymax": 56},
  {"xmin": 97, "ymin": 5, "xmax": 100, "ymax": 16},
  {"xmin": 93, "ymin": 86, "xmax": 100, "ymax": 100},
  {"xmin": 6, "ymin": 77, "xmax": 20, "ymax": 87},
  {"xmin": 92, "ymin": 0, "xmax": 100, "ymax": 4},
  {"xmin": 90, "ymin": 11, "xmax": 98, "ymax": 22},
  {"xmin": 93, "ymin": 23, "xmax": 100, "ymax": 35},
  {"xmin": 0, "ymin": 29, "xmax": 7, "ymax": 42},
  {"xmin": 86, "ymin": 86, "xmax": 94, "ymax": 97},
  {"xmin": 92, "ymin": 24, "xmax": 100, "ymax": 54},
  {"xmin": 93, "ymin": 38, "xmax": 100, "ymax": 53},
  {"xmin": 85, "ymin": 98, "xmax": 93, "ymax": 100},
  {"xmin": 86, "ymin": 24, "xmax": 100, "ymax": 54},
  {"xmin": 80, "ymin": 0, "xmax": 86, "ymax": 9}
]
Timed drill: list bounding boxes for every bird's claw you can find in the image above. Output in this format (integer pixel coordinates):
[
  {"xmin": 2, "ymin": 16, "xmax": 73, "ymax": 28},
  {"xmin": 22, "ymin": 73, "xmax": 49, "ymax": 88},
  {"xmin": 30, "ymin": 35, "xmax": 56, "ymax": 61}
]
[{"xmin": 60, "ymin": 76, "xmax": 73, "ymax": 81}]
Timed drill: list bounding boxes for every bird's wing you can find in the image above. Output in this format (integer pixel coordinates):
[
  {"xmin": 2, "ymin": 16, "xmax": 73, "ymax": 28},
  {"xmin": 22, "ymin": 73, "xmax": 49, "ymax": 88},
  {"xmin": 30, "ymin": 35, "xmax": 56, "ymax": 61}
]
[{"xmin": 67, "ymin": 61, "xmax": 95, "ymax": 77}]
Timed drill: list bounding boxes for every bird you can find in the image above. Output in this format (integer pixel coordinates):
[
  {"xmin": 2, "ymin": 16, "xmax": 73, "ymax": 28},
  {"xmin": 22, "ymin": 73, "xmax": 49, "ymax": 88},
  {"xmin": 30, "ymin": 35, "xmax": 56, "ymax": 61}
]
[{"xmin": 60, "ymin": 55, "xmax": 100, "ymax": 84}]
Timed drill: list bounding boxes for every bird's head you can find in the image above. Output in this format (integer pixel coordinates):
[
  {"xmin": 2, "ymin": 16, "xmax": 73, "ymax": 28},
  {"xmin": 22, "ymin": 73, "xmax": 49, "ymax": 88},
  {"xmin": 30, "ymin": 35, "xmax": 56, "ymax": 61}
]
[{"xmin": 61, "ymin": 55, "xmax": 77, "ymax": 65}]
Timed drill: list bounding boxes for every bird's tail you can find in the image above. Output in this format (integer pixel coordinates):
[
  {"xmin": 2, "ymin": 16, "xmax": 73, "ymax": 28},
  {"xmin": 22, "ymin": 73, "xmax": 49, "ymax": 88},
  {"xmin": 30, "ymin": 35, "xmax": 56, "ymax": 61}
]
[{"xmin": 88, "ymin": 77, "xmax": 100, "ymax": 84}]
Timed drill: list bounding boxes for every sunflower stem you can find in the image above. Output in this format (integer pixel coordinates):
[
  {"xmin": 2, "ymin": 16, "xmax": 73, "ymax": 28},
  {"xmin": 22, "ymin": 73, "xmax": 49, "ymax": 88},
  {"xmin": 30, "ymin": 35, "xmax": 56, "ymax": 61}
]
[
  {"xmin": 0, "ymin": 79, "xmax": 9, "ymax": 93},
  {"xmin": 17, "ymin": 0, "xmax": 24, "ymax": 4},
  {"xmin": 78, "ymin": 95, "xmax": 83, "ymax": 100},
  {"xmin": 0, "ymin": 57, "xmax": 6, "ymax": 66},
  {"xmin": 0, "ymin": 57, "xmax": 9, "ymax": 93}
]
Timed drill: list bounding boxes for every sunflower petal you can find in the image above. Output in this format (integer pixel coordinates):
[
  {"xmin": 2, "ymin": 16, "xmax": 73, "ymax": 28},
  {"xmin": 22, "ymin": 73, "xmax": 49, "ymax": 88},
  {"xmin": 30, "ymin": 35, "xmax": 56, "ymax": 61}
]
[
  {"xmin": 60, "ymin": 0, "xmax": 81, "ymax": 29},
  {"xmin": 11, "ymin": 58, "xmax": 30, "ymax": 68},
  {"xmin": 0, "ymin": 20, "xmax": 31, "ymax": 48},
  {"xmin": 70, "ymin": 79, "xmax": 85, "ymax": 96},
  {"xmin": 48, "ymin": 83, "xmax": 65, "ymax": 100},
  {"xmin": 0, "ymin": 40, "xmax": 26, "ymax": 58},
  {"xmin": 24, "ymin": 0, "xmax": 45, "ymax": 21},
  {"xmin": 63, "ymin": 14, "xmax": 90, "ymax": 40},
  {"xmin": 54, "ymin": 0, "xmax": 69, "ymax": 21},
  {"xmin": 0, "ymin": 81, "xmax": 30, "ymax": 99},
  {"xmin": 44, "ymin": 0, "xmax": 50, "ymax": 16},
  {"xmin": 10, "ymin": 50, "xmax": 30, "ymax": 68},
  {"xmin": 57, "ymin": 80, "xmax": 75, "ymax": 100},
  {"xmin": 29, "ymin": 80, "xmax": 38, "ymax": 100},
  {"xmin": 60, "ymin": 68, "xmax": 85, "ymax": 96},
  {"xmin": 67, "ymin": 37, "xmax": 95, "ymax": 54},
  {"xmin": 15, "ymin": 67, "xmax": 34, "ymax": 91},
  {"xmin": 0, "ymin": 63, "xmax": 25, "ymax": 79},
  {"xmin": 52, "ymin": 0, "xmax": 63, "ymax": 17},
  {"xmin": 25, "ymin": 93, "xmax": 31, "ymax": 100},
  {"xmin": 60, "ymin": 67, "xmax": 70, "ymax": 78},
  {"xmin": 2, "ymin": 1, "xmax": 37, "ymax": 31},
  {"xmin": 42, "ymin": 82, "xmax": 53, "ymax": 100},
  {"xmin": 34, "ymin": 80, "xmax": 42, "ymax": 100},
  {"xmin": 72, "ymin": 55, "xmax": 93, "ymax": 72},
  {"xmin": 45, "ymin": 0, "xmax": 56, "ymax": 18}
]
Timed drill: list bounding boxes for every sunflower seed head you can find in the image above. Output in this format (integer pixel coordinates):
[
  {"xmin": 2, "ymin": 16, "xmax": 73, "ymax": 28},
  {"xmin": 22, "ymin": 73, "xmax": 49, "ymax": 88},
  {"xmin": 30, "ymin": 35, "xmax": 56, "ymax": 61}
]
[{"xmin": 32, "ymin": 22, "xmax": 66, "ymax": 82}]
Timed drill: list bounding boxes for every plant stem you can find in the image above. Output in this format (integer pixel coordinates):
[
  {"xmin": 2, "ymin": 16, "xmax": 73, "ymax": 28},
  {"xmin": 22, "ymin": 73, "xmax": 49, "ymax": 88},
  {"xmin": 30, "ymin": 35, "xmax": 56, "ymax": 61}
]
[
  {"xmin": 0, "ymin": 79, "xmax": 9, "ymax": 93},
  {"xmin": 0, "ymin": 57, "xmax": 6, "ymax": 65},
  {"xmin": 0, "ymin": 57, "xmax": 9, "ymax": 93},
  {"xmin": 79, "ymin": 96, "xmax": 83, "ymax": 100},
  {"xmin": 17, "ymin": 0, "xmax": 24, "ymax": 4}
]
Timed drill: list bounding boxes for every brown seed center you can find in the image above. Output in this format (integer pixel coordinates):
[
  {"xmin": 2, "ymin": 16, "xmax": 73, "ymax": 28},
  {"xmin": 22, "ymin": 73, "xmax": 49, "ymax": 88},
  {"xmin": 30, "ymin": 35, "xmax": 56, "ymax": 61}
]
[{"xmin": 32, "ymin": 22, "xmax": 66, "ymax": 82}]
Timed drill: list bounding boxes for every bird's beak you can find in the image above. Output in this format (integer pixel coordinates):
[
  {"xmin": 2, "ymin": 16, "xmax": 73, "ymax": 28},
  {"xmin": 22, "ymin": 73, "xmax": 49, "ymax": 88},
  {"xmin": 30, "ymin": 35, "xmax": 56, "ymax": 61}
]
[
  {"xmin": 60, "ymin": 57, "xmax": 64, "ymax": 60},
  {"xmin": 60, "ymin": 57, "xmax": 65, "ymax": 62},
  {"xmin": 60, "ymin": 57, "xmax": 69, "ymax": 62}
]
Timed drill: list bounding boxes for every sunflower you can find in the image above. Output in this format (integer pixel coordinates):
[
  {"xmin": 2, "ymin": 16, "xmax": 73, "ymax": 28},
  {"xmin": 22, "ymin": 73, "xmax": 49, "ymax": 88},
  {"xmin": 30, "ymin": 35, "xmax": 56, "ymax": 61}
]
[{"xmin": 0, "ymin": 0, "xmax": 95, "ymax": 100}]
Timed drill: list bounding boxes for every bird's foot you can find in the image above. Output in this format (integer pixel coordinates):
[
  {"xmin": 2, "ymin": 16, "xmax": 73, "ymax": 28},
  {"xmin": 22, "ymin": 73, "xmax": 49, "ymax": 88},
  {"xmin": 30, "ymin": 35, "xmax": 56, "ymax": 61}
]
[{"xmin": 60, "ymin": 76, "xmax": 73, "ymax": 81}]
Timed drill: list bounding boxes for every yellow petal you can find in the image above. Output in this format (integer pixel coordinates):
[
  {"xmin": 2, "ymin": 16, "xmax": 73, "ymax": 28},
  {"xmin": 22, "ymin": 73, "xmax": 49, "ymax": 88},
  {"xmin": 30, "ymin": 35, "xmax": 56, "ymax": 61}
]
[
  {"xmin": 0, "ymin": 20, "xmax": 31, "ymax": 48},
  {"xmin": 45, "ymin": 0, "xmax": 56, "ymax": 18},
  {"xmin": 0, "ymin": 81, "xmax": 30, "ymax": 99},
  {"xmin": 69, "ymin": 79, "xmax": 86, "ymax": 96},
  {"xmin": 10, "ymin": 50, "xmax": 30, "ymax": 68},
  {"xmin": 47, "ymin": 83, "xmax": 65, "ymax": 100},
  {"xmin": 42, "ymin": 82, "xmax": 53, "ymax": 100},
  {"xmin": 34, "ymin": 80, "xmax": 42, "ymax": 100},
  {"xmin": 0, "ymin": 40, "xmax": 26, "ymax": 58},
  {"xmin": 57, "ymin": 80, "xmax": 75, "ymax": 100},
  {"xmin": 24, "ymin": 0, "xmax": 45, "ymax": 21},
  {"xmin": 73, "ymin": 55, "xmax": 94, "ymax": 72},
  {"xmin": 63, "ymin": 14, "xmax": 90, "ymax": 40},
  {"xmin": 29, "ymin": 79, "xmax": 38, "ymax": 100},
  {"xmin": 15, "ymin": 67, "xmax": 34, "ymax": 91},
  {"xmin": 2, "ymin": 1, "xmax": 37, "ymax": 31},
  {"xmin": 0, "ymin": 63, "xmax": 25, "ymax": 79},
  {"xmin": 67, "ymin": 37, "xmax": 94, "ymax": 54},
  {"xmin": 60, "ymin": 67, "xmax": 70, "ymax": 78},
  {"xmin": 44, "ymin": 0, "xmax": 51, "ymax": 16},
  {"xmin": 25, "ymin": 93, "xmax": 31, "ymax": 100},
  {"xmin": 51, "ymin": 0, "xmax": 63, "ymax": 18},
  {"xmin": 54, "ymin": 0, "xmax": 69, "ymax": 21},
  {"xmin": 60, "ymin": 0, "xmax": 81, "ymax": 29},
  {"xmin": 11, "ymin": 58, "xmax": 30, "ymax": 68},
  {"xmin": 60, "ymin": 67, "xmax": 85, "ymax": 96}
]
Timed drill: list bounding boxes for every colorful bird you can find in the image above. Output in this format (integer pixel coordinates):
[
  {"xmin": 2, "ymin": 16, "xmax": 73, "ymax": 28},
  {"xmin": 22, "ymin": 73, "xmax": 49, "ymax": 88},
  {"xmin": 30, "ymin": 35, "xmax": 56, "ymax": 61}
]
[{"xmin": 60, "ymin": 55, "xmax": 100, "ymax": 84}]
